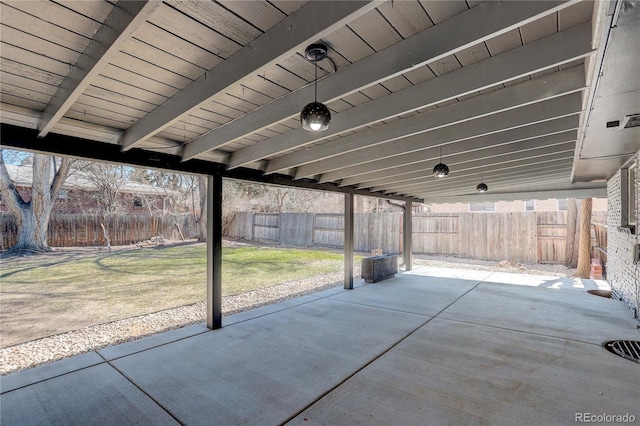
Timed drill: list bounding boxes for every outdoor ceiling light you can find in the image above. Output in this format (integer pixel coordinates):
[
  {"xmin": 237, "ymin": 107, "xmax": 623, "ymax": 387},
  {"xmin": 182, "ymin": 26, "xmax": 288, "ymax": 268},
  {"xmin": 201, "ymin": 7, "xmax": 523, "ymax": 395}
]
[
  {"xmin": 432, "ymin": 146, "xmax": 449, "ymax": 178},
  {"xmin": 476, "ymin": 173, "xmax": 488, "ymax": 192},
  {"xmin": 300, "ymin": 43, "xmax": 331, "ymax": 131}
]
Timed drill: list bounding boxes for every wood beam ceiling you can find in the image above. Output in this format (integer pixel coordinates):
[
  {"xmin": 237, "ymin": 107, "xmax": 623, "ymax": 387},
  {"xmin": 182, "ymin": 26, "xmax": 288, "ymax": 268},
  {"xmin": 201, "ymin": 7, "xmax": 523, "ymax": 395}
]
[
  {"xmin": 37, "ymin": 1, "xmax": 161, "ymax": 137},
  {"xmin": 120, "ymin": 0, "xmax": 382, "ymax": 151},
  {"xmin": 181, "ymin": 0, "xmax": 578, "ymax": 162}
]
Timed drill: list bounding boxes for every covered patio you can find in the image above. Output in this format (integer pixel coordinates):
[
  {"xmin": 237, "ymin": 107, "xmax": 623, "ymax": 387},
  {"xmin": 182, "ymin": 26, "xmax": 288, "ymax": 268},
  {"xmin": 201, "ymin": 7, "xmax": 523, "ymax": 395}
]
[
  {"xmin": 1, "ymin": 1, "xmax": 639, "ymax": 423},
  {"xmin": 2, "ymin": 0, "xmax": 635, "ymax": 330},
  {"xmin": 2, "ymin": 267, "xmax": 638, "ymax": 425}
]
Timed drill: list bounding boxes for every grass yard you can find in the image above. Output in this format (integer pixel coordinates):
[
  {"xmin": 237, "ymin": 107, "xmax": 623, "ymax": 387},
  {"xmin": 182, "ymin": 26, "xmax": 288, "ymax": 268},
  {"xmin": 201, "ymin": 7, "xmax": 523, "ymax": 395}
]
[{"xmin": 0, "ymin": 243, "xmax": 348, "ymax": 347}]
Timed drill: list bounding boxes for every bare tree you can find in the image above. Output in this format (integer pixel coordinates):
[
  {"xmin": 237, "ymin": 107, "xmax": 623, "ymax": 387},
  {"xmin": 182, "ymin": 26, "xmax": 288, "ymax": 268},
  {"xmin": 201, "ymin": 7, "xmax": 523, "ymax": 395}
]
[
  {"xmin": 197, "ymin": 176, "xmax": 207, "ymax": 241},
  {"xmin": 129, "ymin": 168, "xmax": 191, "ymax": 215},
  {"xmin": 81, "ymin": 163, "xmax": 127, "ymax": 213},
  {"xmin": 575, "ymin": 198, "xmax": 593, "ymax": 278},
  {"xmin": 268, "ymin": 187, "xmax": 290, "ymax": 213},
  {"xmin": 0, "ymin": 150, "xmax": 72, "ymax": 254},
  {"xmin": 565, "ymin": 199, "xmax": 580, "ymax": 268}
]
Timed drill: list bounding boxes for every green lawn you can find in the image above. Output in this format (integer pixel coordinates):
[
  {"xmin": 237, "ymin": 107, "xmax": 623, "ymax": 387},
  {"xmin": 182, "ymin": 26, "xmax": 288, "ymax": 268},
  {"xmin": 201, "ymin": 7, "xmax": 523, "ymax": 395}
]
[{"xmin": 0, "ymin": 243, "xmax": 351, "ymax": 346}]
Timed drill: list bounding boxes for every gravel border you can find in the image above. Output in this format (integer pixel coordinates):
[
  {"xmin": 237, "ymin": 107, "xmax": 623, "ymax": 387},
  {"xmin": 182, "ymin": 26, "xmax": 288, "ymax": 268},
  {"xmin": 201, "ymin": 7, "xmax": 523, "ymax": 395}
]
[{"xmin": 1, "ymin": 256, "xmax": 576, "ymax": 376}]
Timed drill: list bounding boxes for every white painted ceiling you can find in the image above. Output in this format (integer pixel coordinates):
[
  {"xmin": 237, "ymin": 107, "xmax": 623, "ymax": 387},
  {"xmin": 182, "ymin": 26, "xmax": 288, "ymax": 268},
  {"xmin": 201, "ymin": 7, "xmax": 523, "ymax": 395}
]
[{"xmin": 1, "ymin": 0, "xmax": 638, "ymax": 203}]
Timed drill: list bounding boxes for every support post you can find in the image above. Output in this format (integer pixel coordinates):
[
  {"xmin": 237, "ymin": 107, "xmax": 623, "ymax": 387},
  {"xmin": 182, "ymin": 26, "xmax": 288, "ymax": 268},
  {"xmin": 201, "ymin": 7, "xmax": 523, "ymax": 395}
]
[
  {"xmin": 206, "ymin": 173, "xmax": 223, "ymax": 329},
  {"xmin": 404, "ymin": 201, "xmax": 413, "ymax": 271},
  {"xmin": 344, "ymin": 192, "xmax": 354, "ymax": 289}
]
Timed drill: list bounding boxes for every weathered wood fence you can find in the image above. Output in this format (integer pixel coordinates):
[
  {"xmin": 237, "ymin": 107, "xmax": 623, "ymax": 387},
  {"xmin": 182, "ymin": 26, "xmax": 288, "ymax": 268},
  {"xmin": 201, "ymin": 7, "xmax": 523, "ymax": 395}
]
[
  {"xmin": 1, "ymin": 211, "xmax": 607, "ymax": 263},
  {"xmin": 0, "ymin": 213, "xmax": 197, "ymax": 250},
  {"xmin": 226, "ymin": 211, "xmax": 607, "ymax": 264}
]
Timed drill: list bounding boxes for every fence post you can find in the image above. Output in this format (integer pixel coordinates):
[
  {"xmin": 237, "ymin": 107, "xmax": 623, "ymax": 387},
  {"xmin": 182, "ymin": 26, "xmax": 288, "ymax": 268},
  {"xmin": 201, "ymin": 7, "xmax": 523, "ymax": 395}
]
[
  {"xmin": 404, "ymin": 201, "xmax": 412, "ymax": 271},
  {"xmin": 344, "ymin": 193, "xmax": 354, "ymax": 289},
  {"xmin": 251, "ymin": 212, "xmax": 255, "ymax": 242}
]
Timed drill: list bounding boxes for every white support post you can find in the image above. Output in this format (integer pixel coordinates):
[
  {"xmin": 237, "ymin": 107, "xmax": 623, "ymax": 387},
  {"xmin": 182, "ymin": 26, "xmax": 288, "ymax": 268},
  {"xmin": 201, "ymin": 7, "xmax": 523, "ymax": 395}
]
[
  {"xmin": 206, "ymin": 173, "xmax": 223, "ymax": 329},
  {"xmin": 344, "ymin": 193, "xmax": 354, "ymax": 289}
]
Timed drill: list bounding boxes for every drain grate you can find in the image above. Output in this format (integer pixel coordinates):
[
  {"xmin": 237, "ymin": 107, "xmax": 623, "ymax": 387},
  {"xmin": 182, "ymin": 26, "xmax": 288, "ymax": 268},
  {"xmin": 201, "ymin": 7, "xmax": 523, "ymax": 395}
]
[{"xmin": 603, "ymin": 340, "xmax": 640, "ymax": 364}]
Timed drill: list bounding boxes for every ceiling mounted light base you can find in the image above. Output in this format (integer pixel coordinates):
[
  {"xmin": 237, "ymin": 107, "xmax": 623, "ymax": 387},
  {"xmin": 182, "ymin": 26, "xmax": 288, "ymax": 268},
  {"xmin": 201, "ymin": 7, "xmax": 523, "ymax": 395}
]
[
  {"xmin": 305, "ymin": 43, "xmax": 327, "ymax": 62},
  {"xmin": 433, "ymin": 163, "xmax": 449, "ymax": 178}
]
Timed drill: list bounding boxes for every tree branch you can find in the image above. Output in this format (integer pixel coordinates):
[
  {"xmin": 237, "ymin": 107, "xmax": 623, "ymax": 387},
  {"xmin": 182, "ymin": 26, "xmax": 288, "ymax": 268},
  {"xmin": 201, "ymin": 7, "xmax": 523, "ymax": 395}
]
[
  {"xmin": 0, "ymin": 149, "xmax": 28, "ymax": 218},
  {"xmin": 50, "ymin": 157, "xmax": 72, "ymax": 199}
]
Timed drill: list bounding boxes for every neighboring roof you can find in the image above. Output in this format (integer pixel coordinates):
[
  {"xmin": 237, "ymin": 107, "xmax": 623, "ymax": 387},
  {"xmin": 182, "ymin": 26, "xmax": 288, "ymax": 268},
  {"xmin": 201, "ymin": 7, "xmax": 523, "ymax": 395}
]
[
  {"xmin": 1, "ymin": 1, "xmax": 636, "ymax": 202},
  {"xmin": 4, "ymin": 164, "xmax": 178, "ymax": 197}
]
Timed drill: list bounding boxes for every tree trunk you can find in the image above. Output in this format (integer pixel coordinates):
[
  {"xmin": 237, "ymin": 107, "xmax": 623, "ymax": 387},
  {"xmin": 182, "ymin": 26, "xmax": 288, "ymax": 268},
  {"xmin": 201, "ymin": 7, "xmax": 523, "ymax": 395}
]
[
  {"xmin": 197, "ymin": 176, "xmax": 207, "ymax": 242},
  {"xmin": 565, "ymin": 199, "xmax": 579, "ymax": 268},
  {"xmin": 14, "ymin": 204, "xmax": 49, "ymax": 252},
  {"xmin": 0, "ymin": 152, "xmax": 71, "ymax": 254},
  {"xmin": 575, "ymin": 198, "xmax": 593, "ymax": 278}
]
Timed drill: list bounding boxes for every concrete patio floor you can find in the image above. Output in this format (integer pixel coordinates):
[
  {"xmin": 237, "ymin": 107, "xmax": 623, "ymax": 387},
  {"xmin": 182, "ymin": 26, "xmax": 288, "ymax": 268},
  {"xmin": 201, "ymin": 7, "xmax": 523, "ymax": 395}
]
[{"xmin": 2, "ymin": 266, "xmax": 639, "ymax": 425}]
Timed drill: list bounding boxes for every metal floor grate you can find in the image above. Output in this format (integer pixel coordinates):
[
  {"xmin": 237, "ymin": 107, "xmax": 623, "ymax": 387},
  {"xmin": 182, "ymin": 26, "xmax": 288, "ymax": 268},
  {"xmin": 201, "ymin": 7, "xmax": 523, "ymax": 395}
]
[{"xmin": 603, "ymin": 340, "xmax": 640, "ymax": 364}]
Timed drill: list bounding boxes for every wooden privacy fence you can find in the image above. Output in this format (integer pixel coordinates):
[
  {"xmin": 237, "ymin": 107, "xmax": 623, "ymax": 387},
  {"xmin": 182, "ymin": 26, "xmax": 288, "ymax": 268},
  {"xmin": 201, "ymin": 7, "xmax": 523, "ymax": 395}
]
[
  {"xmin": 226, "ymin": 211, "xmax": 608, "ymax": 264},
  {"xmin": 227, "ymin": 212, "xmax": 403, "ymax": 254},
  {"xmin": 0, "ymin": 213, "xmax": 197, "ymax": 250}
]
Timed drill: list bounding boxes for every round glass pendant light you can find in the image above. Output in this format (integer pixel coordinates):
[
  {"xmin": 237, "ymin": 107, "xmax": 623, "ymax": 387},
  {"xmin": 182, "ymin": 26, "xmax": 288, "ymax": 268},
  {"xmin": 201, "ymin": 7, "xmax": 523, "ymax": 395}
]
[
  {"xmin": 432, "ymin": 146, "xmax": 449, "ymax": 178},
  {"xmin": 301, "ymin": 43, "xmax": 331, "ymax": 131}
]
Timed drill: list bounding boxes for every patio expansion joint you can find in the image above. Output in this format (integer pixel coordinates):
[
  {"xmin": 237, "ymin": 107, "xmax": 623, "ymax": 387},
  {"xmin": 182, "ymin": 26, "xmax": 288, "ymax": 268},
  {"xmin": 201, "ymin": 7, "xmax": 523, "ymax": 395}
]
[
  {"xmin": 94, "ymin": 351, "xmax": 186, "ymax": 425},
  {"xmin": 225, "ymin": 285, "xmax": 362, "ymax": 327},
  {"xmin": 0, "ymin": 356, "xmax": 105, "ymax": 395},
  {"xmin": 325, "ymin": 297, "xmax": 435, "ymax": 317},
  {"xmin": 279, "ymin": 279, "xmax": 485, "ymax": 425},
  {"xmin": 96, "ymin": 327, "xmax": 210, "ymax": 362},
  {"xmin": 434, "ymin": 316, "xmax": 626, "ymax": 348}
]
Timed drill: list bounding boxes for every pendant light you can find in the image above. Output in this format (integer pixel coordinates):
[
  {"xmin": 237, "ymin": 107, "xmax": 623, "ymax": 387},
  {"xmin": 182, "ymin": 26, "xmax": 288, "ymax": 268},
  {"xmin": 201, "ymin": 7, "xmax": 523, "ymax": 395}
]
[
  {"xmin": 433, "ymin": 146, "xmax": 449, "ymax": 178},
  {"xmin": 300, "ymin": 43, "xmax": 331, "ymax": 131},
  {"xmin": 476, "ymin": 173, "xmax": 488, "ymax": 192}
]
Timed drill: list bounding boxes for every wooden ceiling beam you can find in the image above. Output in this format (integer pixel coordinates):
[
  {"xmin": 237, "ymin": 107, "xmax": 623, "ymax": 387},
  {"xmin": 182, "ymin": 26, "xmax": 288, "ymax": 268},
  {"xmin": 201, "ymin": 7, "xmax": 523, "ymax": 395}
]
[
  {"xmin": 330, "ymin": 116, "xmax": 579, "ymax": 185},
  {"xmin": 376, "ymin": 153, "xmax": 576, "ymax": 194},
  {"xmin": 120, "ymin": 1, "xmax": 382, "ymax": 151},
  {"xmin": 231, "ymin": 21, "xmax": 591, "ymax": 171},
  {"xmin": 37, "ymin": 1, "xmax": 161, "ymax": 138},
  {"xmin": 293, "ymin": 65, "xmax": 586, "ymax": 179},
  {"xmin": 181, "ymin": 0, "xmax": 577, "ymax": 161},
  {"xmin": 300, "ymin": 92, "xmax": 583, "ymax": 182},
  {"xmin": 356, "ymin": 132, "xmax": 577, "ymax": 190}
]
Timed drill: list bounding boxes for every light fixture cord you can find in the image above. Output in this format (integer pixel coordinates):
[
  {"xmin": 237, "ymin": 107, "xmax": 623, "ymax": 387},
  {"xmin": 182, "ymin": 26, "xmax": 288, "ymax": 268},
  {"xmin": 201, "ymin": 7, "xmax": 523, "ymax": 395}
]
[{"xmin": 314, "ymin": 58, "xmax": 318, "ymax": 102}]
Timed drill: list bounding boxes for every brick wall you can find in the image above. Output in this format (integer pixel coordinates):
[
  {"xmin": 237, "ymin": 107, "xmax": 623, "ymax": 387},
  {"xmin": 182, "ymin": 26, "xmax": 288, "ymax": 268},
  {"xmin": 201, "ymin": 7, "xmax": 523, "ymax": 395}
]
[{"xmin": 606, "ymin": 157, "xmax": 640, "ymax": 319}]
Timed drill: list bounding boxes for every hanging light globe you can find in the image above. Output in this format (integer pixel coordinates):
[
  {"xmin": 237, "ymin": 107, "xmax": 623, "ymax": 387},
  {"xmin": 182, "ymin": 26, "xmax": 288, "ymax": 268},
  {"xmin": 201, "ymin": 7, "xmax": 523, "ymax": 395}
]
[
  {"xmin": 301, "ymin": 101, "xmax": 331, "ymax": 131},
  {"xmin": 433, "ymin": 162, "xmax": 449, "ymax": 178},
  {"xmin": 476, "ymin": 182, "xmax": 488, "ymax": 192},
  {"xmin": 300, "ymin": 43, "xmax": 331, "ymax": 132}
]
